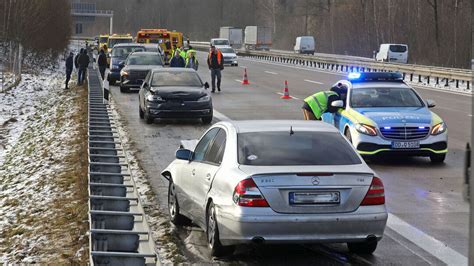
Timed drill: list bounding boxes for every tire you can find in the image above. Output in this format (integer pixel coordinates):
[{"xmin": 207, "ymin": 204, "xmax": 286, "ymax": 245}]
[
  {"xmin": 120, "ymin": 86, "xmax": 128, "ymax": 93},
  {"xmin": 347, "ymin": 241, "xmax": 378, "ymax": 254},
  {"xmin": 144, "ymin": 110, "xmax": 153, "ymax": 124},
  {"xmin": 168, "ymin": 180, "xmax": 187, "ymax": 225},
  {"xmin": 207, "ymin": 202, "xmax": 234, "ymax": 257},
  {"xmin": 430, "ymin": 153, "xmax": 446, "ymax": 164},
  {"xmin": 202, "ymin": 116, "xmax": 213, "ymax": 125},
  {"xmin": 345, "ymin": 128, "xmax": 353, "ymax": 144},
  {"xmin": 139, "ymin": 105, "xmax": 144, "ymax": 119}
]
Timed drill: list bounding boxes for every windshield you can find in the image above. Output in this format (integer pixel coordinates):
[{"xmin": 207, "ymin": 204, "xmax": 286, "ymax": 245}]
[
  {"xmin": 127, "ymin": 54, "xmax": 162, "ymax": 66},
  {"xmin": 108, "ymin": 38, "xmax": 133, "ymax": 48},
  {"xmin": 213, "ymin": 40, "xmax": 229, "ymax": 45},
  {"xmin": 238, "ymin": 131, "xmax": 361, "ymax": 166},
  {"xmin": 99, "ymin": 37, "xmax": 108, "ymax": 43},
  {"xmin": 151, "ymin": 71, "xmax": 202, "ymax": 87},
  {"xmin": 389, "ymin": 45, "xmax": 407, "ymax": 53},
  {"xmin": 111, "ymin": 46, "xmax": 145, "ymax": 57},
  {"xmin": 219, "ymin": 48, "xmax": 235, "ymax": 54},
  {"xmin": 350, "ymin": 87, "xmax": 424, "ymax": 108}
]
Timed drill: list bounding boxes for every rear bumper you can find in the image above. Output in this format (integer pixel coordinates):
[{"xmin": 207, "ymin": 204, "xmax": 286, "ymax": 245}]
[{"xmin": 217, "ymin": 205, "xmax": 387, "ymax": 246}]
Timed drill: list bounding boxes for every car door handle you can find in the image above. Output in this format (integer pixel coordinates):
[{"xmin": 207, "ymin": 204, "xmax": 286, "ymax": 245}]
[
  {"xmin": 192, "ymin": 169, "xmax": 196, "ymax": 176},
  {"xmin": 206, "ymin": 173, "xmax": 211, "ymax": 181}
]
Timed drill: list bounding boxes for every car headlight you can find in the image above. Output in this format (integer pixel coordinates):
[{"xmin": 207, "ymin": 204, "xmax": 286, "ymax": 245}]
[
  {"xmin": 147, "ymin": 94, "xmax": 163, "ymax": 102},
  {"xmin": 355, "ymin": 123, "xmax": 377, "ymax": 136},
  {"xmin": 120, "ymin": 69, "xmax": 128, "ymax": 76},
  {"xmin": 431, "ymin": 122, "xmax": 447, "ymax": 135},
  {"xmin": 197, "ymin": 95, "xmax": 211, "ymax": 102}
]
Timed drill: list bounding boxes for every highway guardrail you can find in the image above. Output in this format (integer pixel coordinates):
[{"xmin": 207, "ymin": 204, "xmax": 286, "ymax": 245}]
[
  {"xmin": 190, "ymin": 41, "xmax": 471, "ymax": 90},
  {"xmin": 87, "ymin": 62, "xmax": 158, "ymax": 265}
]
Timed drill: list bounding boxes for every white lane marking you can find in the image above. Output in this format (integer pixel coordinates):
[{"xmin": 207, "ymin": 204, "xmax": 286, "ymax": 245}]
[
  {"xmin": 469, "ymin": 114, "xmax": 473, "ymax": 117},
  {"xmin": 265, "ymin": 71, "xmax": 278, "ymax": 75},
  {"xmin": 241, "ymin": 57, "xmax": 472, "ymax": 97},
  {"xmin": 304, "ymin": 79, "xmax": 324, "ymax": 85},
  {"xmin": 213, "ymin": 109, "xmax": 231, "ymax": 121},
  {"xmin": 235, "ymin": 79, "xmax": 242, "ymax": 83},
  {"xmin": 238, "ymin": 65, "xmax": 246, "ymax": 69},
  {"xmin": 383, "ymin": 229, "xmax": 433, "ymax": 265},
  {"xmin": 276, "ymin": 92, "xmax": 300, "ymax": 100},
  {"xmin": 387, "ymin": 213, "xmax": 467, "ymax": 265}
]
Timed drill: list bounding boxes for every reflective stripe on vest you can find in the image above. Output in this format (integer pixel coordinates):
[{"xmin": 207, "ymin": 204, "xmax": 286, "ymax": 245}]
[{"xmin": 208, "ymin": 51, "xmax": 222, "ymax": 65}]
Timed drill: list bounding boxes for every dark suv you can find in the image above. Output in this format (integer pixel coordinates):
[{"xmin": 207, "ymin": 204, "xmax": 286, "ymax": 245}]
[
  {"xmin": 119, "ymin": 52, "xmax": 164, "ymax": 93},
  {"xmin": 107, "ymin": 43, "xmax": 145, "ymax": 85}
]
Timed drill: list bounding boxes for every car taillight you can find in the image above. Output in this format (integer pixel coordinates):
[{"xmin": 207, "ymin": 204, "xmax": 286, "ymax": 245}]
[
  {"xmin": 360, "ymin": 176, "xmax": 385, "ymax": 205},
  {"xmin": 233, "ymin": 178, "xmax": 269, "ymax": 207}
]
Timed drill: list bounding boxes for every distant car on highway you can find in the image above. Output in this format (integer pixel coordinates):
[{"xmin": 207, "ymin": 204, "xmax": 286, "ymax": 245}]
[
  {"xmin": 119, "ymin": 52, "xmax": 163, "ymax": 93},
  {"xmin": 322, "ymin": 72, "xmax": 447, "ymax": 163},
  {"xmin": 138, "ymin": 68, "xmax": 212, "ymax": 124},
  {"xmin": 375, "ymin": 44, "xmax": 408, "ymax": 64},
  {"xmin": 294, "ymin": 36, "xmax": 315, "ymax": 55},
  {"xmin": 216, "ymin": 46, "xmax": 238, "ymax": 66},
  {"xmin": 210, "ymin": 38, "xmax": 230, "ymax": 47},
  {"xmin": 107, "ymin": 43, "xmax": 145, "ymax": 85},
  {"xmin": 162, "ymin": 120, "xmax": 387, "ymax": 257},
  {"xmin": 141, "ymin": 43, "xmax": 164, "ymax": 58}
]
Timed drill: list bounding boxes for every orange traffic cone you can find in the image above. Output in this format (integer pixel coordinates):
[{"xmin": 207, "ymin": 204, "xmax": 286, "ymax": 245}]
[
  {"xmin": 280, "ymin": 80, "xmax": 292, "ymax": 99},
  {"xmin": 242, "ymin": 68, "xmax": 250, "ymax": 85}
]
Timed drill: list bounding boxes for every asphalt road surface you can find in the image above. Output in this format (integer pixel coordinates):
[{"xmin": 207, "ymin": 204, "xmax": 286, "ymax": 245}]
[{"xmin": 107, "ymin": 51, "xmax": 470, "ymax": 265}]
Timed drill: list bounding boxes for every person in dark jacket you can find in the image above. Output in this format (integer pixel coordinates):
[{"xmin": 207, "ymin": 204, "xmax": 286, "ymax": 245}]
[
  {"xmin": 77, "ymin": 49, "xmax": 90, "ymax": 85},
  {"xmin": 74, "ymin": 49, "xmax": 82, "ymax": 69},
  {"xmin": 65, "ymin": 52, "xmax": 74, "ymax": 89},
  {"xmin": 169, "ymin": 50, "xmax": 185, "ymax": 67},
  {"xmin": 97, "ymin": 49, "xmax": 108, "ymax": 80},
  {"xmin": 206, "ymin": 45, "xmax": 224, "ymax": 93}
]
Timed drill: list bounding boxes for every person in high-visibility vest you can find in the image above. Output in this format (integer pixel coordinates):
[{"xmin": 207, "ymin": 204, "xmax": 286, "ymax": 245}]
[
  {"xmin": 302, "ymin": 82, "xmax": 349, "ymax": 120},
  {"xmin": 185, "ymin": 48, "xmax": 199, "ymax": 70}
]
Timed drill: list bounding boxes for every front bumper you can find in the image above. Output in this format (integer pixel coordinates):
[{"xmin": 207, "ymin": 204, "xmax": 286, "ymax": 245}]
[
  {"xmin": 146, "ymin": 101, "xmax": 212, "ymax": 119},
  {"xmin": 217, "ymin": 205, "xmax": 387, "ymax": 245},
  {"xmin": 223, "ymin": 58, "xmax": 238, "ymax": 65},
  {"xmin": 120, "ymin": 77, "xmax": 144, "ymax": 89},
  {"xmin": 351, "ymin": 128, "xmax": 448, "ymax": 156}
]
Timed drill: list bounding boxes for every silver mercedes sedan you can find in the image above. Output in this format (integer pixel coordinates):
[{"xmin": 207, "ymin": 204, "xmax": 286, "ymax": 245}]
[{"xmin": 161, "ymin": 120, "xmax": 388, "ymax": 257}]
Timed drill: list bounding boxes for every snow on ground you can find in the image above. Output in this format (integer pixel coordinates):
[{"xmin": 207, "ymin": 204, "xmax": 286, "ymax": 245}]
[
  {"xmin": 0, "ymin": 64, "xmax": 88, "ymax": 263},
  {"xmin": 108, "ymin": 97, "xmax": 187, "ymax": 264}
]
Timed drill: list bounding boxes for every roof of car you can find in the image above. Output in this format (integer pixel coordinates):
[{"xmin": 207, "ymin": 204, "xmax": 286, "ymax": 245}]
[
  {"xmin": 219, "ymin": 120, "xmax": 339, "ymax": 134},
  {"xmin": 113, "ymin": 43, "xmax": 145, "ymax": 48},
  {"xmin": 129, "ymin": 51, "xmax": 161, "ymax": 56},
  {"xmin": 350, "ymin": 81, "xmax": 411, "ymax": 89},
  {"xmin": 151, "ymin": 68, "xmax": 196, "ymax": 73}
]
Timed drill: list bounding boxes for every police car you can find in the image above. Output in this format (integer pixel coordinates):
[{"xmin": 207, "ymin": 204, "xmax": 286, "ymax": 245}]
[{"xmin": 322, "ymin": 72, "xmax": 447, "ymax": 163}]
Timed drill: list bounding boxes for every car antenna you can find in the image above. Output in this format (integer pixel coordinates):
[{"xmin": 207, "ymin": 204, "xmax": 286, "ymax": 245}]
[{"xmin": 290, "ymin": 126, "xmax": 294, "ymax": 136}]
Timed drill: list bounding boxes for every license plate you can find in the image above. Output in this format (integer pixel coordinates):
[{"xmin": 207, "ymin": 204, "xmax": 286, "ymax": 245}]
[
  {"xmin": 392, "ymin": 141, "xmax": 420, "ymax": 149},
  {"xmin": 289, "ymin": 191, "xmax": 340, "ymax": 205}
]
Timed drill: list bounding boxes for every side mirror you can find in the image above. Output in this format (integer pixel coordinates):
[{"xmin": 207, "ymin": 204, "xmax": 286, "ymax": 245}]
[
  {"xmin": 176, "ymin": 149, "xmax": 193, "ymax": 161},
  {"xmin": 204, "ymin": 82, "xmax": 210, "ymax": 89},
  {"xmin": 426, "ymin": 99, "xmax": 436, "ymax": 108},
  {"xmin": 142, "ymin": 82, "xmax": 148, "ymax": 88},
  {"xmin": 331, "ymin": 100, "xmax": 344, "ymax": 108}
]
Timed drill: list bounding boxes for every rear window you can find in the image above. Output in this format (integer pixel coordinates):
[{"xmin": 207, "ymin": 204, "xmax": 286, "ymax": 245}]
[
  {"xmin": 100, "ymin": 37, "xmax": 108, "ymax": 43},
  {"xmin": 111, "ymin": 46, "xmax": 145, "ymax": 57},
  {"xmin": 389, "ymin": 45, "xmax": 407, "ymax": 53},
  {"xmin": 238, "ymin": 132, "xmax": 361, "ymax": 166},
  {"xmin": 219, "ymin": 48, "xmax": 235, "ymax": 54},
  {"xmin": 151, "ymin": 71, "xmax": 202, "ymax": 87},
  {"xmin": 213, "ymin": 40, "xmax": 229, "ymax": 46},
  {"xmin": 108, "ymin": 38, "xmax": 133, "ymax": 48},
  {"xmin": 127, "ymin": 54, "xmax": 162, "ymax": 66}
]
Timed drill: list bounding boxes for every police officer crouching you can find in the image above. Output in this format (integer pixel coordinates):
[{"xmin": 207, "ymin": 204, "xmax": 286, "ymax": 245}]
[{"xmin": 302, "ymin": 81, "xmax": 349, "ymax": 120}]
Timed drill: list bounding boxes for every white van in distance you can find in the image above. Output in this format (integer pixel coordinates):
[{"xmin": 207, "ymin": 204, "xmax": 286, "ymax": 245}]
[
  {"xmin": 294, "ymin": 36, "xmax": 315, "ymax": 55},
  {"xmin": 375, "ymin": 44, "xmax": 408, "ymax": 64}
]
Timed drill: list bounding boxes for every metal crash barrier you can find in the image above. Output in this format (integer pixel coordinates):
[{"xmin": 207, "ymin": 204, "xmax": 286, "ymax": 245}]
[{"xmin": 87, "ymin": 63, "xmax": 158, "ymax": 266}]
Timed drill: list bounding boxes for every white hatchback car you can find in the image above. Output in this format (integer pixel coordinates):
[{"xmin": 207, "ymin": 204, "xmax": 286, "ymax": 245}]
[{"xmin": 162, "ymin": 120, "xmax": 387, "ymax": 257}]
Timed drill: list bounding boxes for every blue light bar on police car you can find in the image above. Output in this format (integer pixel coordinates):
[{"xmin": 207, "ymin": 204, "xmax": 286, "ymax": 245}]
[{"xmin": 347, "ymin": 72, "xmax": 404, "ymax": 83}]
